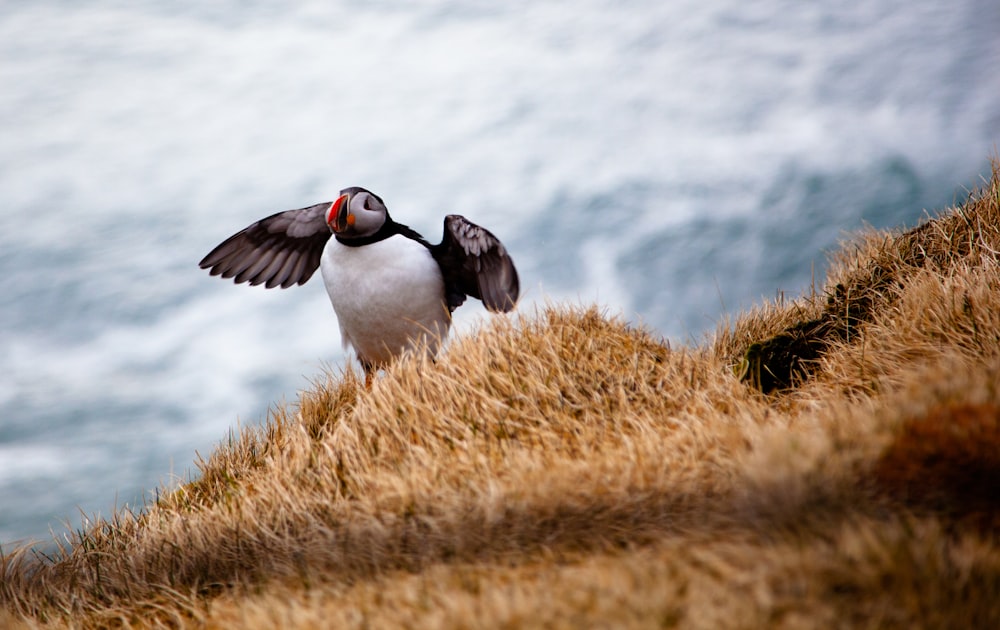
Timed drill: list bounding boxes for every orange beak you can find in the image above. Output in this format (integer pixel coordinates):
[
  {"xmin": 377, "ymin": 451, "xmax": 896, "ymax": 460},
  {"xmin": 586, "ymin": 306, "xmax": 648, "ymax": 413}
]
[{"xmin": 328, "ymin": 193, "xmax": 352, "ymax": 233}]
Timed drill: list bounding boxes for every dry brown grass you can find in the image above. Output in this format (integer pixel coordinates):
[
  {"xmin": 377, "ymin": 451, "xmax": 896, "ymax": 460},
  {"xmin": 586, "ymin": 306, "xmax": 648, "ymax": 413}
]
[{"xmin": 3, "ymin": 164, "xmax": 1000, "ymax": 628}]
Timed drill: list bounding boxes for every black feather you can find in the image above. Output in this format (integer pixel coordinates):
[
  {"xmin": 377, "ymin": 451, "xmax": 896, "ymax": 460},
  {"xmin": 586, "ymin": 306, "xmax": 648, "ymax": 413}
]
[
  {"xmin": 199, "ymin": 202, "xmax": 332, "ymax": 289},
  {"xmin": 430, "ymin": 215, "xmax": 519, "ymax": 313}
]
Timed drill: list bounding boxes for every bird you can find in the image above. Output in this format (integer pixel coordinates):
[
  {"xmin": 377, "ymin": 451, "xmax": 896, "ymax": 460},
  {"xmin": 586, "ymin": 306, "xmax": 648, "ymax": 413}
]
[{"xmin": 199, "ymin": 187, "xmax": 519, "ymax": 388}]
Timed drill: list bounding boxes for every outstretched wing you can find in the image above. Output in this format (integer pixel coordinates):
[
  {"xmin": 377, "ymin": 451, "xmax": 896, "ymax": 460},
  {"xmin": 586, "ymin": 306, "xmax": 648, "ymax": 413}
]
[
  {"xmin": 432, "ymin": 214, "xmax": 519, "ymax": 312},
  {"xmin": 199, "ymin": 202, "xmax": 333, "ymax": 289}
]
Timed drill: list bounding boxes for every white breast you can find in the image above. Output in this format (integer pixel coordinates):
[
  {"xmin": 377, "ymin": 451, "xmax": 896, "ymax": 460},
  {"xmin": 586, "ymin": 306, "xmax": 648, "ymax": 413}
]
[{"xmin": 320, "ymin": 235, "xmax": 450, "ymax": 369}]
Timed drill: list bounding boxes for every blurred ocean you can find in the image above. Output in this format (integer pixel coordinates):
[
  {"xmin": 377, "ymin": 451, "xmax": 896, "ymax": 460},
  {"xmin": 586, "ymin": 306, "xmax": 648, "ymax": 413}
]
[{"xmin": 1, "ymin": 0, "xmax": 998, "ymax": 546}]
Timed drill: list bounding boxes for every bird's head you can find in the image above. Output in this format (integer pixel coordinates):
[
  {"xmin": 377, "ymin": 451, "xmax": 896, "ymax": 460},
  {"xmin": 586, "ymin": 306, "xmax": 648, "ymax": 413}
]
[{"xmin": 326, "ymin": 187, "xmax": 388, "ymax": 238}]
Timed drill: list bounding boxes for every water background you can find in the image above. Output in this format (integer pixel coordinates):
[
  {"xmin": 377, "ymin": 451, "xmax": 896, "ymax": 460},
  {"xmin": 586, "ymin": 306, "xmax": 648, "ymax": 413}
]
[{"xmin": 2, "ymin": 0, "xmax": 998, "ymax": 546}]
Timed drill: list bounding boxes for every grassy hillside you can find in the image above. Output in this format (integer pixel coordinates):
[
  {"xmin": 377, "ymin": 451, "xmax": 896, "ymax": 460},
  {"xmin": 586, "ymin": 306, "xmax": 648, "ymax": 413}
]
[{"xmin": 3, "ymin": 165, "xmax": 1000, "ymax": 628}]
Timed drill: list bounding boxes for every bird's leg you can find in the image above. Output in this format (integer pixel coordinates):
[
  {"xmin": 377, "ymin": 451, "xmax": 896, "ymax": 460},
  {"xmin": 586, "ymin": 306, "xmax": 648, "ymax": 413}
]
[{"xmin": 360, "ymin": 359, "xmax": 375, "ymax": 391}]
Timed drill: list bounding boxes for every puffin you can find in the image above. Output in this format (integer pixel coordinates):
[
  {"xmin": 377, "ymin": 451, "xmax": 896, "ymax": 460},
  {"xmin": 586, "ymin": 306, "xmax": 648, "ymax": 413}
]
[{"xmin": 199, "ymin": 187, "xmax": 519, "ymax": 387}]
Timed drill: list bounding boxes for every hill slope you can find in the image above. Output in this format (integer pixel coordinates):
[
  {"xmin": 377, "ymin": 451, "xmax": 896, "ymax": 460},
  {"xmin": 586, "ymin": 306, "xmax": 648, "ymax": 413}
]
[{"xmin": 3, "ymin": 165, "xmax": 1000, "ymax": 628}]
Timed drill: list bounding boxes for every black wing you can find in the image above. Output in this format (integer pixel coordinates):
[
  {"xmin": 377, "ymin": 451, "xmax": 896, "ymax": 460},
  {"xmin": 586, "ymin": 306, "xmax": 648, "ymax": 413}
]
[
  {"xmin": 431, "ymin": 215, "xmax": 519, "ymax": 313},
  {"xmin": 199, "ymin": 202, "xmax": 333, "ymax": 289}
]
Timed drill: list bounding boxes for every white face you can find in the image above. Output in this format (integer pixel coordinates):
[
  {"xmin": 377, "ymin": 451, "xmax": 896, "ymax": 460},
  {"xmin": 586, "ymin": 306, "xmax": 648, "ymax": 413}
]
[{"xmin": 348, "ymin": 191, "xmax": 387, "ymax": 235}]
